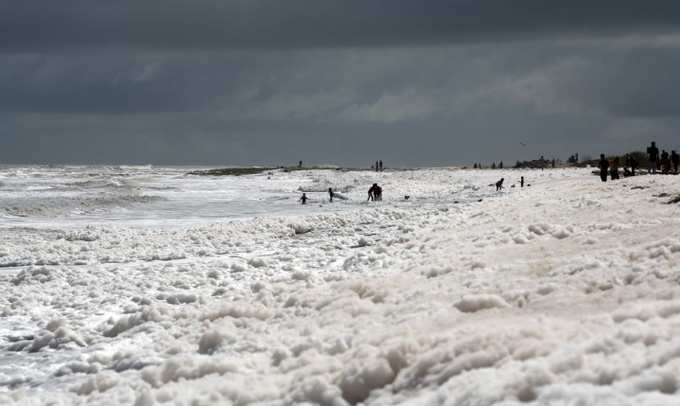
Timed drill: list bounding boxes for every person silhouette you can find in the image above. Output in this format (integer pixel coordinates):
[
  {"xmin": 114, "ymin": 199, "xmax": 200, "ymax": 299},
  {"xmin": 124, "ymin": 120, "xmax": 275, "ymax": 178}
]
[
  {"xmin": 630, "ymin": 155, "xmax": 638, "ymax": 176},
  {"xmin": 495, "ymin": 178, "xmax": 504, "ymax": 191},
  {"xmin": 610, "ymin": 157, "xmax": 620, "ymax": 180},
  {"xmin": 647, "ymin": 142, "xmax": 659, "ymax": 174},
  {"xmin": 672, "ymin": 150, "xmax": 679, "ymax": 174},
  {"xmin": 328, "ymin": 188, "xmax": 334, "ymax": 202},
  {"xmin": 661, "ymin": 150, "xmax": 670, "ymax": 174},
  {"xmin": 368, "ymin": 183, "xmax": 382, "ymax": 201},
  {"xmin": 299, "ymin": 193, "xmax": 308, "ymax": 205},
  {"xmin": 598, "ymin": 154, "xmax": 609, "ymax": 182}
]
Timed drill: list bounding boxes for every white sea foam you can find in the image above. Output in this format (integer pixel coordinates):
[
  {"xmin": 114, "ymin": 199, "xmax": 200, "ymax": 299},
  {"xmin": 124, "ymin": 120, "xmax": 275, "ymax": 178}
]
[{"xmin": 1, "ymin": 166, "xmax": 680, "ymax": 405}]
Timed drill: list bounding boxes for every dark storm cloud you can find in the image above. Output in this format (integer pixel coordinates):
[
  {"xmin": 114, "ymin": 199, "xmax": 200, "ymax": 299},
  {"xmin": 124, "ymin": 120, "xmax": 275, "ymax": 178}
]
[
  {"xmin": 5, "ymin": 40, "xmax": 680, "ymax": 118},
  {"xmin": 0, "ymin": 53, "xmax": 225, "ymax": 114},
  {"xmin": 2, "ymin": 1, "xmax": 680, "ymax": 52},
  {"xmin": 556, "ymin": 45, "xmax": 680, "ymax": 118},
  {"xmin": 2, "ymin": 2, "xmax": 680, "ymax": 165}
]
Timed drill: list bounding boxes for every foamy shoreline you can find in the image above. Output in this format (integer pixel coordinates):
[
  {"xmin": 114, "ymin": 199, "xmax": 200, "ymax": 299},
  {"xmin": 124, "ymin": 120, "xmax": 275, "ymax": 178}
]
[{"xmin": 2, "ymin": 167, "xmax": 680, "ymax": 405}]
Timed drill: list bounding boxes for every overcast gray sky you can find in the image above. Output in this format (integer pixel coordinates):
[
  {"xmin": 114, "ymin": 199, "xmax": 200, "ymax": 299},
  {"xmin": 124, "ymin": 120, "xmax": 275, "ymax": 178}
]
[{"xmin": 2, "ymin": 1, "xmax": 680, "ymax": 166}]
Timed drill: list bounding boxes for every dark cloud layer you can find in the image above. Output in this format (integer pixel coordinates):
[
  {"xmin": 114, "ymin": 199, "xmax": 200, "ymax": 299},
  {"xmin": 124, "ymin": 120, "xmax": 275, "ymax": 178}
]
[
  {"xmin": 1, "ymin": 2, "xmax": 680, "ymax": 165},
  {"xmin": 3, "ymin": 1, "xmax": 680, "ymax": 51}
]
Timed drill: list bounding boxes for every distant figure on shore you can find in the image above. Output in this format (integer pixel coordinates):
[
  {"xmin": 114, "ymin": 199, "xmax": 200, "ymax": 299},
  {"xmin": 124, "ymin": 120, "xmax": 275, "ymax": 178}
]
[
  {"xmin": 379, "ymin": 160, "xmax": 383, "ymax": 172},
  {"xmin": 520, "ymin": 176, "xmax": 525, "ymax": 188},
  {"xmin": 598, "ymin": 154, "xmax": 609, "ymax": 182},
  {"xmin": 298, "ymin": 160, "xmax": 303, "ymax": 168},
  {"xmin": 610, "ymin": 157, "xmax": 620, "ymax": 180},
  {"xmin": 623, "ymin": 160, "xmax": 632, "ymax": 177},
  {"xmin": 647, "ymin": 142, "xmax": 659, "ymax": 174},
  {"xmin": 624, "ymin": 154, "xmax": 638, "ymax": 177},
  {"xmin": 495, "ymin": 178, "xmax": 504, "ymax": 191},
  {"xmin": 661, "ymin": 150, "xmax": 671, "ymax": 174},
  {"xmin": 375, "ymin": 161, "xmax": 379, "ymax": 172},
  {"xmin": 672, "ymin": 150, "xmax": 679, "ymax": 174},
  {"xmin": 368, "ymin": 183, "xmax": 382, "ymax": 201},
  {"xmin": 299, "ymin": 193, "xmax": 308, "ymax": 205},
  {"xmin": 328, "ymin": 188, "xmax": 334, "ymax": 202}
]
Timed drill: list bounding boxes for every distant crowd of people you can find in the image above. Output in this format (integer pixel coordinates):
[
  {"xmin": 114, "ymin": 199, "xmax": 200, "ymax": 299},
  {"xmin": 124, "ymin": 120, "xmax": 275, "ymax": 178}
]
[
  {"xmin": 644, "ymin": 142, "xmax": 679, "ymax": 175},
  {"xmin": 299, "ymin": 142, "xmax": 680, "ymax": 205},
  {"xmin": 494, "ymin": 176, "xmax": 526, "ymax": 191},
  {"xmin": 599, "ymin": 141, "xmax": 679, "ymax": 182},
  {"xmin": 300, "ymin": 183, "xmax": 384, "ymax": 204}
]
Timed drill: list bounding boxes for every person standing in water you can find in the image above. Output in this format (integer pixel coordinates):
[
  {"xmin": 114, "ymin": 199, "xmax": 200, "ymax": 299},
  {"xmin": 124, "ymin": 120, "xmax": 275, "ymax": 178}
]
[
  {"xmin": 299, "ymin": 193, "xmax": 308, "ymax": 205},
  {"xmin": 520, "ymin": 176, "xmax": 525, "ymax": 188},
  {"xmin": 379, "ymin": 160, "xmax": 383, "ymax": 172},
  {"xmin": 328, "ymin": 188, "xmax": 334, "ymax": 202},
  {"xmin": 598, "ymin": 154, "xmax": 609, "ymax": 182},
  {"xmin": 495, "ymin": 178, "xmax": 504, "ymax": 191}
]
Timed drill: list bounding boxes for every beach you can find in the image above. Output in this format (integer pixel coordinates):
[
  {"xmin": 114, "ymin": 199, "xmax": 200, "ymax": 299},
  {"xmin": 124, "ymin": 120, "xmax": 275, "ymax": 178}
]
[{"xmin": 1, "ymin": 166, "xmax": 680, "ymax": 405}]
